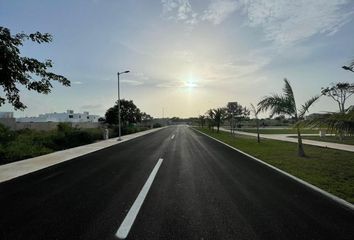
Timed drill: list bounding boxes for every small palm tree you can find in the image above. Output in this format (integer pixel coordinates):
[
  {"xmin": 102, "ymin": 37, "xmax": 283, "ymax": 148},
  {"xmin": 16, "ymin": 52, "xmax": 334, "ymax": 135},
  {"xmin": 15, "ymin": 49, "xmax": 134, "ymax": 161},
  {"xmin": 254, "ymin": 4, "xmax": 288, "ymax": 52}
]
[
  {"xmin": 206, "ymin": 109, "xmax": 215, "ymax": 131},
  {"xmin": 258, "ymin": 78, "xmax": 320, "ymax": 157},
  {"xmin": 198, "ymin": 115, "xmax": 206, "ymax": 128},
  {"xmin": 250, "ymin": 103, "xmax": 261, "ymax": 143},
  {"xmin": 213, "ymin": 108, "xmax": 226, "ymax": 133},
  {"xmin": 301, "ymin": 107, "xmax": 354, "ymax": 135}
]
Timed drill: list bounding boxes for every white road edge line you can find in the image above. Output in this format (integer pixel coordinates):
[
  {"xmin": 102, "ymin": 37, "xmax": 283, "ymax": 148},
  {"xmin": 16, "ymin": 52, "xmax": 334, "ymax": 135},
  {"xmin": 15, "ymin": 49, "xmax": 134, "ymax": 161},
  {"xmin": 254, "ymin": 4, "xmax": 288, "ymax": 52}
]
[
  {"xmin": 171, "ymin": 134, "xmax": 175, "ymax": 140},
  {"xmin": 116, "ymin": 158, "xmax": 164, "ymax": 239},
  {"xmin": 192, "ymin": 128, "xmax": 354, "ymax": 211}
]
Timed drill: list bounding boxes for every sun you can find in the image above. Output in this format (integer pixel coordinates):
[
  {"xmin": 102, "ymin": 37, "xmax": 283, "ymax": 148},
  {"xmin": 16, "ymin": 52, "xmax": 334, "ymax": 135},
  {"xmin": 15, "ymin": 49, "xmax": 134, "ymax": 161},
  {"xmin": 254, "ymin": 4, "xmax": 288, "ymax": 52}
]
[{"xmin": 183, "ymin": 74, "xmax": 198, "ymax": 89}]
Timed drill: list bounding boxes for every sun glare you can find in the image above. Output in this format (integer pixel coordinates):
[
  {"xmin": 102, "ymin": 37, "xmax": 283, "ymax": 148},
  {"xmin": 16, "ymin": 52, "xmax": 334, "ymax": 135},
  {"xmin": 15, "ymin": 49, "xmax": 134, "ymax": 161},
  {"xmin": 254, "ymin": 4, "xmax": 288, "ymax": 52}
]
[{"xmin": 184, "ymin": 74, "xmax": 198, "ymax": 89}]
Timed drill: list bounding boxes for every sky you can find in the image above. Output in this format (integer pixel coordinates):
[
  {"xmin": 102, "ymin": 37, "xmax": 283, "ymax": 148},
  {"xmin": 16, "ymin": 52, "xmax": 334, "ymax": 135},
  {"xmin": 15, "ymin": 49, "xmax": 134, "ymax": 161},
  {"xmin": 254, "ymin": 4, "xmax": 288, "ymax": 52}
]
[{"xmin": 1, "ymin": 0, "xmax": 354, "ymax": 118}]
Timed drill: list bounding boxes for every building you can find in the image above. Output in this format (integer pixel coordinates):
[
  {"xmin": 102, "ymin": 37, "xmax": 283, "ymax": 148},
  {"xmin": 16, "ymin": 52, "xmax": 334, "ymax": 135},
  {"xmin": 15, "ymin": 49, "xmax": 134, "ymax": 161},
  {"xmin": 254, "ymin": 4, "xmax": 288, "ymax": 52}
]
[
  {"xmin": 16, "ymin": 110, "xmax": 100, "ymax": 123},
  {"xmin": 0, "ymin": 112, "xmax": 16, "ymax": 129}
]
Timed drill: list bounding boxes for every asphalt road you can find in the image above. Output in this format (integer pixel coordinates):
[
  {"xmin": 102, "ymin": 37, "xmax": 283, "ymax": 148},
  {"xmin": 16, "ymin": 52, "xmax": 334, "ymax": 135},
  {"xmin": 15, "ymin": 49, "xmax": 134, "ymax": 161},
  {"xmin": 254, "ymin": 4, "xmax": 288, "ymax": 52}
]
[{"xmin": 0, "ymin": 125, "xmax": 353, "ymax": 240}]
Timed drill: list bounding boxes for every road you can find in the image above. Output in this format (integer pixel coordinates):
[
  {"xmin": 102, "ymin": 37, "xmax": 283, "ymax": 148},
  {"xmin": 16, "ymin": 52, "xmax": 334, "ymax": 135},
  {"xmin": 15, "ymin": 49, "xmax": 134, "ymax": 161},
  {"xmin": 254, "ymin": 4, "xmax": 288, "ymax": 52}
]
[{"xmin": 0, "ymin": 125, "xmax": 353, "ymax": 240}]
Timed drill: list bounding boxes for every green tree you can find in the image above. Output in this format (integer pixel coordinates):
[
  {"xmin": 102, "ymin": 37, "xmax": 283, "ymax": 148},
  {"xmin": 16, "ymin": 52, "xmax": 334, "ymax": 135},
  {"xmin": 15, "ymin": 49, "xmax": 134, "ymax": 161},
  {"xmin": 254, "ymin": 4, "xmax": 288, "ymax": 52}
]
[
  {"xmin": 321, "ymin": 82, "xmax": 354, "ymax": 113},
  {"xmin": 226, "ymin": 102, "xmax": 249, "ymax": 133},
  {"xmin": 258, "ymin": 78, "xmax": 320, "ymax": 157},
  {"xmin": 301, "ymin": 107, "xmax": 354, "ymax": 136},
  {"xmin": 250, "ymin": 103, "xmax": 261, "ymax": 143},
  {"xmin": 198, "ymin": 115, "xmax": 206, "ymax": 128},
  {"xmin": 105, "ymin": 99, "xmax": 143, "ymax": 126},
  {"xmin": 213, "ymin": 108, "xmax": 226, "ymax": 133},
  {"xmin": 0, "ymin": 27, "xmax": 70, "ymax": 110},
  {"xmin": 206, "ymin": 109, "xmax": 215, "ymax": 130}
]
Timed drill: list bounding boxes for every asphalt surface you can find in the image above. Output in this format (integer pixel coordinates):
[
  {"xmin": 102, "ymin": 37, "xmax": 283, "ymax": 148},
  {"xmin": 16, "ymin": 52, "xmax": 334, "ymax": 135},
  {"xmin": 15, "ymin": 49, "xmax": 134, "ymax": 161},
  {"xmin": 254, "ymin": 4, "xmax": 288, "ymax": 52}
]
[{"xmin": 0, "ymin": 125, "xmax": 353, "ymax": 240}]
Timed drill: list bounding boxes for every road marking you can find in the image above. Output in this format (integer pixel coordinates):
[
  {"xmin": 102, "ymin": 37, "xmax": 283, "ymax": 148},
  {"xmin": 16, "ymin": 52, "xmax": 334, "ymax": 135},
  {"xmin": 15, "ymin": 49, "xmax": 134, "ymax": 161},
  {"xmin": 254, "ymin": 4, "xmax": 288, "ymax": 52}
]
[
  {"xmin": 116, "ymin": 158, "xmax": 164, "ymax": 239},
  {"xmin": 171, "ymin": 134, "xmax": 175, "ymax": 140}
]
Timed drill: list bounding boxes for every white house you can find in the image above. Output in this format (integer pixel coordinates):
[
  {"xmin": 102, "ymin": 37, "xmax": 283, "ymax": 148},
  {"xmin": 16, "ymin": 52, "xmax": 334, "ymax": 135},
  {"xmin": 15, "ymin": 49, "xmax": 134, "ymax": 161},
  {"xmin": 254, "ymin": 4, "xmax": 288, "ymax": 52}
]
[{"xmin": 16, "ymin": 110, "xmax": 100, "ymax": 123}]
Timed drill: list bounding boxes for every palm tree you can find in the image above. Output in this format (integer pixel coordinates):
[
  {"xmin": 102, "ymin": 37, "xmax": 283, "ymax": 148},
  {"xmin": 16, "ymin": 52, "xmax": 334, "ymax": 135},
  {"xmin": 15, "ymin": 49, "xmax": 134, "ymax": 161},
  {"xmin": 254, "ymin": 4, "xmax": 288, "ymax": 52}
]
[
  {"xmin": 198, "ymin": 115, "xmax": 206, "ymax": 128},
  {"xmin": 301, "ymin": 107, "xmax": 354, "ymax": 135},
  {"xmin": 250, "ymin": 103, "xmax": 261, "ymax": 143},
  {"xmin": 258, "ymin": 78, "xmax": 320, "ymax": 157},
  {"xmin": 213, "ymin": 108, "xmax": 226, "ymax": 133},
  {"xmin": 206, "ymin": 109, "xmax": 215, "ymax": 131}
]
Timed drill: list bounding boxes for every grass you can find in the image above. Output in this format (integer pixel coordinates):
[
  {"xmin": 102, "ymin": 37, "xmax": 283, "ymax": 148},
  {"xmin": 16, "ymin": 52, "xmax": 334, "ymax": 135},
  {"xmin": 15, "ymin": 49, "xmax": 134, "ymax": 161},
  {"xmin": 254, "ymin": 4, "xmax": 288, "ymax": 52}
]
[
  {"xmin": 298, "ymin": 136, "xmax": 354, "ymax": 146},
  {"xmin": 195, "ymin": 127, "xmax": 354, "ymax": 204},
  {"xmin": 236, "ymin": 128, "xmax": 319, "ymax": 134}
]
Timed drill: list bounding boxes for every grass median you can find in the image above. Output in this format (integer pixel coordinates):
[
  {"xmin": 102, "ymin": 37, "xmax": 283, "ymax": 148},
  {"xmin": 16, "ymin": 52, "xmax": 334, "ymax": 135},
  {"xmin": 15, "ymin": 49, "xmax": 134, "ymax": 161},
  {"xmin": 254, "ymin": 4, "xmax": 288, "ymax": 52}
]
[
  {"xmin": 237, "ymin": 128, "xmax": 318, "ymax": 134},
  {"xmin": 194, "ymin": 127, "xmax": 354, "ymax": 204}
]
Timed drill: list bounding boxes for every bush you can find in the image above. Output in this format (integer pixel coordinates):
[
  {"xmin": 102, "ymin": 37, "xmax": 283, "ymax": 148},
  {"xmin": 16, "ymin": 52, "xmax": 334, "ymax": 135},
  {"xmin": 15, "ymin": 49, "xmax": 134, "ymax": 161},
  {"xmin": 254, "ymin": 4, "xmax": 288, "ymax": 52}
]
[
  {"xmin": 153, "ymin": 123, "xmax": 162, "ymax": 128},
  {"xmin": 0, "ymin": 124, "xmax": 104, "ymax": 164}
]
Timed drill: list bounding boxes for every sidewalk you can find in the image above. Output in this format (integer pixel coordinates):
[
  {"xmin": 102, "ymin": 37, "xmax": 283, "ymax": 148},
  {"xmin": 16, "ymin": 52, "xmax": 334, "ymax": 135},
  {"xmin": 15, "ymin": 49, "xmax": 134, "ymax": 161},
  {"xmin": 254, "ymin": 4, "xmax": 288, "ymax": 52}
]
[
  {"xmin": 219, "ymin": 127, "xmax": 354, "ymax": 153},
  {"xmin": 0, "ymin": 127, "xmax": 165, "ymax": 183}
]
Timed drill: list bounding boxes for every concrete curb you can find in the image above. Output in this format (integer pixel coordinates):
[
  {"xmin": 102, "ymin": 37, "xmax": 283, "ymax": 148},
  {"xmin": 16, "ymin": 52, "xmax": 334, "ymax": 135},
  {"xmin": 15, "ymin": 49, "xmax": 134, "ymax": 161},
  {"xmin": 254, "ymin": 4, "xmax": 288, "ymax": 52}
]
[
  {"xmin": 0, "ymin": 127, "xmax": 167, "ymax": 183},
  {"xmin": 192, "ymin": 127, "xmax": 354, "ymax": 211}
]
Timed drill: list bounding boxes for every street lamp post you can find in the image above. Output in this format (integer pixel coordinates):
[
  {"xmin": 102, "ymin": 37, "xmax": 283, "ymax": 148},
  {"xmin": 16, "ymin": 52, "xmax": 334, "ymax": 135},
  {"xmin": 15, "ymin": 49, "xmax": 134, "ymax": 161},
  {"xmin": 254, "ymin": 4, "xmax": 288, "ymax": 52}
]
[{"xmin": 117, "ymin": 70, "xmax": 130, "ymax": 141}]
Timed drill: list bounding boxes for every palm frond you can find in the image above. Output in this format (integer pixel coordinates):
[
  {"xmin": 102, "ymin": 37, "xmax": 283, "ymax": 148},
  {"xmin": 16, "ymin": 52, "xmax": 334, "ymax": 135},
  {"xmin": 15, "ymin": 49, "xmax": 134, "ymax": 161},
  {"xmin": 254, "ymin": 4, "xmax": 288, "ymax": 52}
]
[
  {"xmin": 301, "ymin": 109, "xmax": 354, "ymax": 134},
  {"xmin": 250, "ymin": 103, "xmax": 258, "ymax": 116},
  {"xmin": 258, "ymin": 94, "xmax": 295, "ymax": 118},
  {"xmin": 298, "ymin": 95, "xmax": 320, "ymax": 118},
  {"xmin": 283, "ymin": 78, "xmax": 295, "ymax": 102}
]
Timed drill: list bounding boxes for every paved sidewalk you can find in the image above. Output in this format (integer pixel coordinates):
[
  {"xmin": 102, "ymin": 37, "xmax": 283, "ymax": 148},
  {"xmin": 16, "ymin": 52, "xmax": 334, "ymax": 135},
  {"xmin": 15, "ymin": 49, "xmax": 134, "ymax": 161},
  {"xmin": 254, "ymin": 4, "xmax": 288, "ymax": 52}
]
[
  {"xmin": 219, "ymin": 127, "xmax": 354, "ymax": 153},
  {"xmin": 0, "ymin": 127, "xmax": 166, "ymax": 183}
]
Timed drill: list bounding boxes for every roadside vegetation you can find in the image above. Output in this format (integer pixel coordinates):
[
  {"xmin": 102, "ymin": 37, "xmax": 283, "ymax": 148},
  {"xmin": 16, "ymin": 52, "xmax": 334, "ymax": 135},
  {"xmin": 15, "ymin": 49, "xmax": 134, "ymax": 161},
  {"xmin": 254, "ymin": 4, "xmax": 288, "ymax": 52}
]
[
  {"xmin": 195, "ymin": 127, "xmax": 354, "ymax": 204},
  {"xmin": 0, "ymin": 123, "xmax": 102, "ymax": 164},
  {"xmin": 236, "ymin": 128, "xmax": 319, "ymax": 134}
]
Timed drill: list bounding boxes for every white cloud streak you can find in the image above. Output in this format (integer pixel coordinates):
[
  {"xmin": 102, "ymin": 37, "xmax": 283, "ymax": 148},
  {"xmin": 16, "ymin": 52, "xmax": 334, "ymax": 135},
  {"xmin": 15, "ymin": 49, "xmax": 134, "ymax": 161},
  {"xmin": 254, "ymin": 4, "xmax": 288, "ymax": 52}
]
[
  {"xmin": 201, "ymin": 0, "xmax": 240, "ymax": 25},
  {"xmin": 241, "ymin": 0, "xmax": 354, "ymax": 46}
]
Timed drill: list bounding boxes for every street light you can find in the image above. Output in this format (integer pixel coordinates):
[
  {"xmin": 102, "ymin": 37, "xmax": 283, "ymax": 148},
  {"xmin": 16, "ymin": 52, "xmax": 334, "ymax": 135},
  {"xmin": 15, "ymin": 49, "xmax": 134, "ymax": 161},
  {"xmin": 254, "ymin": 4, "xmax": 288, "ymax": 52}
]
[{"xmin": 117, "ymin": 70, "xmax": 130, "ymax": 141}]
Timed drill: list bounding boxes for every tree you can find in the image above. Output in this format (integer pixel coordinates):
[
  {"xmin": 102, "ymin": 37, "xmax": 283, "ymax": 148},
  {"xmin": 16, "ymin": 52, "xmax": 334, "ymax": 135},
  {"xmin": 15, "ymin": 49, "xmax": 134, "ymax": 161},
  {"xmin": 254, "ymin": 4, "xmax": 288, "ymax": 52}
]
[
  {"xmin": 301, "ymin": 107, "xmax": 354, "ymax": 136},
  {"xmin": 198, "ymin": 115, "xmax": 206, "ymax": 128},
  {"xmin": 0, "ymin": 27, "xmax": 70, "ymax": 110},
  {"xmin": 213, "ymin": 108, "xmax": 226, "ymax": 133},
  {"xmin": 321, "ymin": 82, "xmax": 354, "ymax": 113},
  {"xmin": 250, "ymin": 103, "xmax": 261, "ymax": 143},
  {"xmin": 206, "ymin": 109, "xmax": 215, "ymax": 130},
  {"xmin": 258, "ymin": 78, "xmax": 320, "ymax": 157},
  {"xmin": 105, "ymin": 99, "xmax": 142, "ymax": 126},
  {"xmin": 342, "ymin": 59, "xmax": 354, "ymax": 72},
  {"xmin": 226, "ymin": 102, "xmax": 249, "ymax": 134}
]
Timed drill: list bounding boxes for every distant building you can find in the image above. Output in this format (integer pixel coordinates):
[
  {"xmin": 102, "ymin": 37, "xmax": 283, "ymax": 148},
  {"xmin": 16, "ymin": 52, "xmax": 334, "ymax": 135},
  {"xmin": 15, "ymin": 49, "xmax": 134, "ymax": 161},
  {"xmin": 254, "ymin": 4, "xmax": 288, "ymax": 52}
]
[
  {"xmin": 16, "ymin": 110, "xmax": 100, "ymax": 123},
  {"xmin": 0, "ymin": 112, "xmax": 14, "ymax": 118},
  {"xmin": 0, "ymin": 112, "xmax": 16, "ymax": 129}
]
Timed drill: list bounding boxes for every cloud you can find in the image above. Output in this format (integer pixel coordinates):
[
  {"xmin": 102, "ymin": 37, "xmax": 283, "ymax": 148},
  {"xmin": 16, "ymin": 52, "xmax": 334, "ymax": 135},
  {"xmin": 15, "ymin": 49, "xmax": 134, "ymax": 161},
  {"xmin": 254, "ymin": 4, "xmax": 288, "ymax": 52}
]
[
  {"xmin": 161, "ymin": 0, "xmax": 238, "ymax": 25},
  {"xmin": 71, "ymin": 81, "xmax": 83, "ymax": 85},
  {"xmin": 161, "ymin": 0, "xmax": 199, "ymax": 25},
  {"xmin": 120, "ymin": 79, "xmax": 144, "ymax": 86},
  {"xmin": 240, "ymin": 0, "xmax": 354, "ymax": 46},
  {"xmin": 80, "ymin": 104, "xmax": 103, "ymax": 110},
  {"xmin": 201, "ymin": 0, "xmax": 240, "ymax": 25}
]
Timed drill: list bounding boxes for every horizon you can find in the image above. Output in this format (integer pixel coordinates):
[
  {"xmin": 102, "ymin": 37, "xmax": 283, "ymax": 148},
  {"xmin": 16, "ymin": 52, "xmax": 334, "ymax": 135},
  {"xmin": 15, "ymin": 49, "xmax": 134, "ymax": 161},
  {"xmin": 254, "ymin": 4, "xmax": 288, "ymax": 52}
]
[{"xmin": 1, "ymin": 0, "xmax": 354, "ymax": 118}]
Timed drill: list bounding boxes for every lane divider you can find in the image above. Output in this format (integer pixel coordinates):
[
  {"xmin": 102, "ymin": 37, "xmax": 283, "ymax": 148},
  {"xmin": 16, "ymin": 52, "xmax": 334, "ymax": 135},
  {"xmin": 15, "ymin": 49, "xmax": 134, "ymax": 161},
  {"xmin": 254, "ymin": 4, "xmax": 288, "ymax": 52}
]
[
  {"xmin": 116, "ymin": 158, "xmax": 164, "ymax": 239},
  {"xmin": 171, "ymin": 134, "xmax": 175, "ymax": 140}
]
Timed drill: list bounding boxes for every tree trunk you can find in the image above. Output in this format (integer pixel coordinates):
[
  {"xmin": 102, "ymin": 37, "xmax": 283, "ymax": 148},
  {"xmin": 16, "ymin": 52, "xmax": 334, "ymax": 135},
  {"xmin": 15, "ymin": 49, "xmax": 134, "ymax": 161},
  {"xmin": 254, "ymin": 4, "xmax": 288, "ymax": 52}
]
[
  {"xmin": 217, "ymin": 122, "xmax": 220, "ymax": 133},
  {"xmin": 256, "ymin": 118, "xmax": 260, "ymax": 143},
  {"xmin": 297, "ymin": 127, "xmax": 305, "ymax": 157}
]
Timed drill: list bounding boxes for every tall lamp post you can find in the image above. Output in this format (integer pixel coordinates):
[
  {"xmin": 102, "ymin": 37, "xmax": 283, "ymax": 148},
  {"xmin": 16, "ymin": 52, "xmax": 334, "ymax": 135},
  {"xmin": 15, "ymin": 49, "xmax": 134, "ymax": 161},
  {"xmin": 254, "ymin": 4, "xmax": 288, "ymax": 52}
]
[{"xmin": 117, "ymin": 70, "xmax": 130, "ymax": 141}]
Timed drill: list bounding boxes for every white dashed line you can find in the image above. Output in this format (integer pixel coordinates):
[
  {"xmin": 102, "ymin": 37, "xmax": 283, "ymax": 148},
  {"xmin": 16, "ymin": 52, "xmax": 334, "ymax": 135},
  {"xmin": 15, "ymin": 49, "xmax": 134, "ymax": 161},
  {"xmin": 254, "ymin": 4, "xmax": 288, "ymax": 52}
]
[
  {"xmin": 116, "ymin": 158, "xmax": 164, "ymax": 239},
  {"xmin": 171, "ymin": 134, "xmax": 175, "ymax": 140}
]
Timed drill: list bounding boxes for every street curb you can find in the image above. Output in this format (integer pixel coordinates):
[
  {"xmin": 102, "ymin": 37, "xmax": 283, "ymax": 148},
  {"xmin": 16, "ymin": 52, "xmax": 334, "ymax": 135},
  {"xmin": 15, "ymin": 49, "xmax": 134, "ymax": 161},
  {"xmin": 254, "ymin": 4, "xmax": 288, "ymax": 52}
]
[
  {"xmin": 192, "ymin": 127, "xmax": 354, "ymax": 211},
  {"xmin": 0, "ymin": 127, "xmax": 167, "ymax": 184}
]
